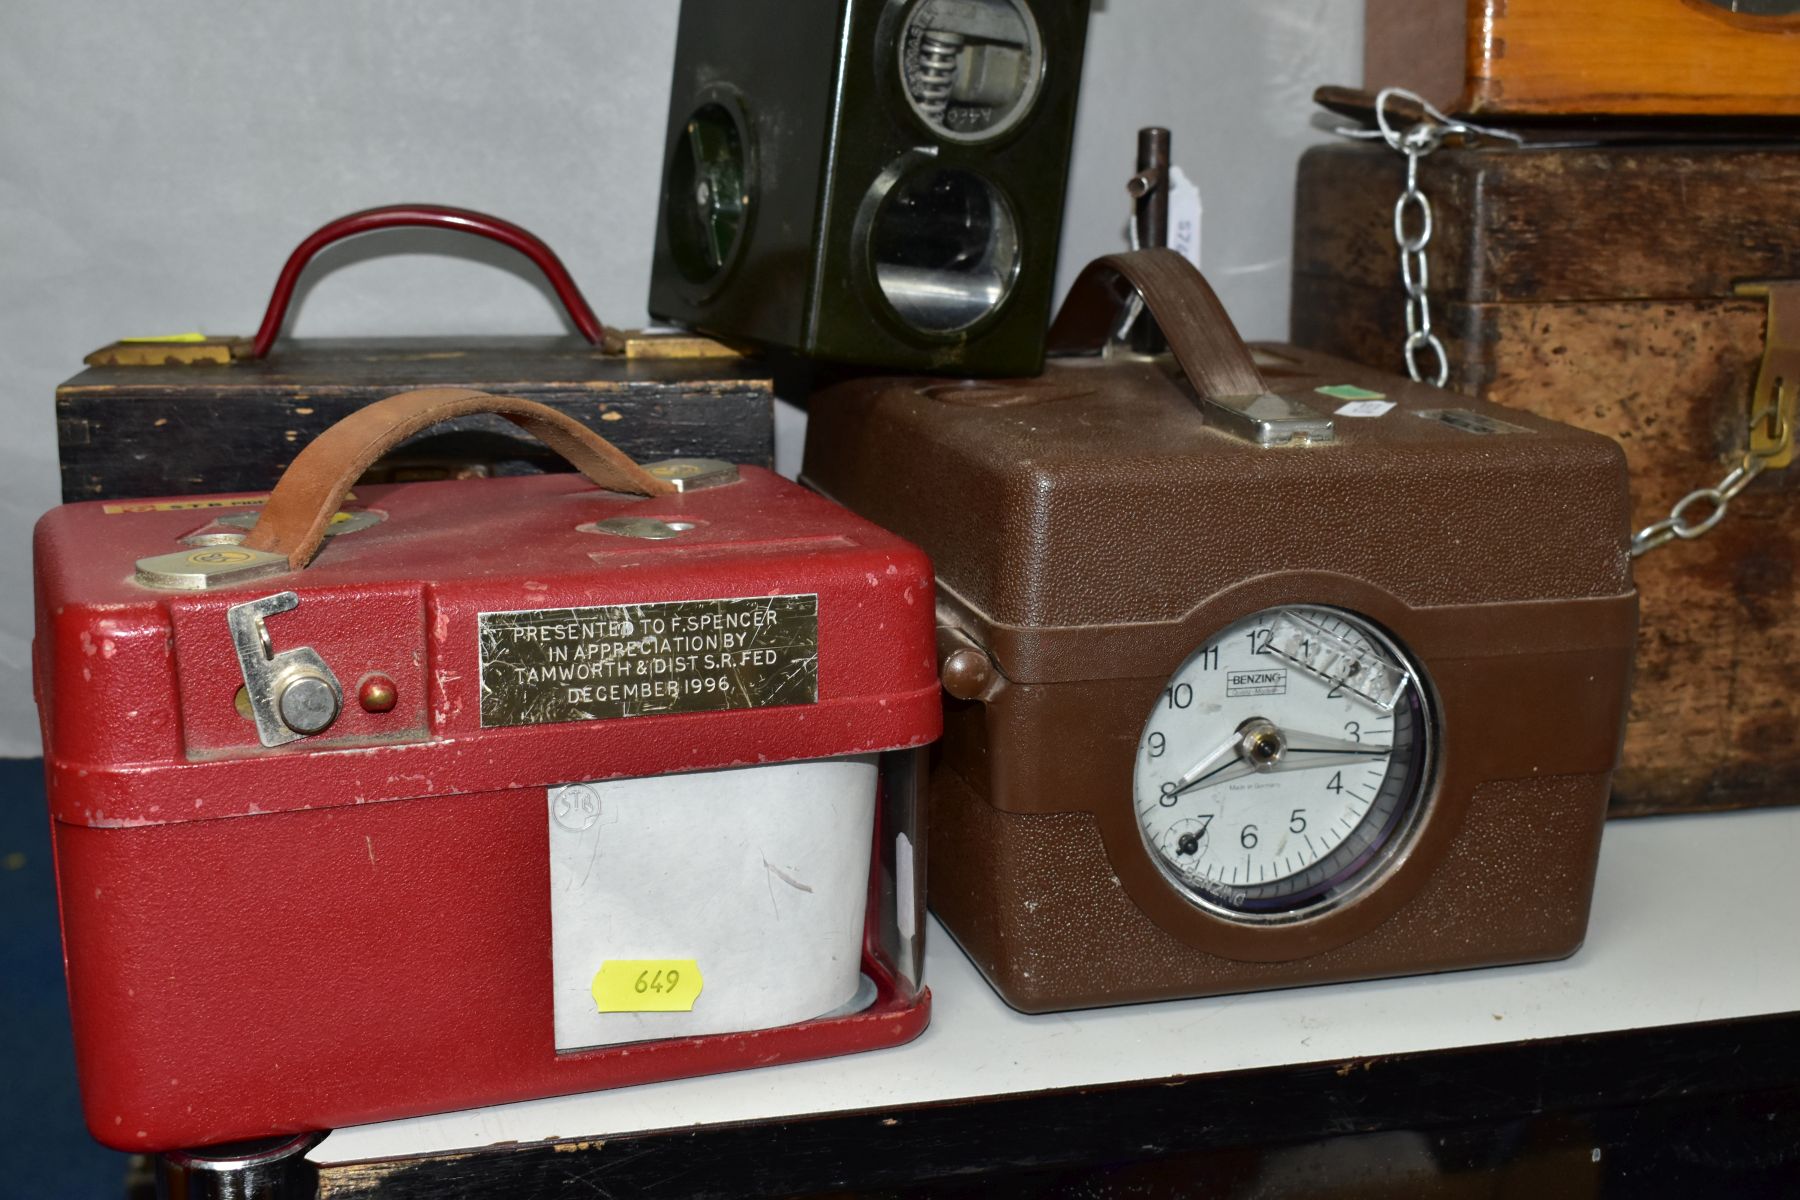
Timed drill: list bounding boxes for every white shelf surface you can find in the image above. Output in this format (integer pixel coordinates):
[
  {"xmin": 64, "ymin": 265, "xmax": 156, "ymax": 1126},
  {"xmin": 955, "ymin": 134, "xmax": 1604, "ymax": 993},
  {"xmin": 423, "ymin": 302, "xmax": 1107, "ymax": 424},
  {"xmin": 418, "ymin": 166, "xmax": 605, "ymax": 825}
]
[{"xmin": 314, "ymin": 805, "xmax": 1800, "ymax": 1166}]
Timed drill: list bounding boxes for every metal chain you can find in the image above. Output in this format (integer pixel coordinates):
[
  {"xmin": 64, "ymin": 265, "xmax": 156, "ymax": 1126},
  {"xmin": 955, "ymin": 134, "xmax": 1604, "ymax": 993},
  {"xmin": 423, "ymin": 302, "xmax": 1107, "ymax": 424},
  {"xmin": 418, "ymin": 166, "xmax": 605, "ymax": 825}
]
[
  {"xmin": 1338, "ymin": 92, "xmax": 1785, "ymax": 559},
  {"xmin": 1630, "ymin": 409, "xmax": 1786, "ymax": 557},
  {"xmin": 1395, "ymin": 128, "xmax": 1447, "ymax": 386},
  {"xmin": 1337, "ymin": 89, "xmax": 1524, "ymax": 388}
]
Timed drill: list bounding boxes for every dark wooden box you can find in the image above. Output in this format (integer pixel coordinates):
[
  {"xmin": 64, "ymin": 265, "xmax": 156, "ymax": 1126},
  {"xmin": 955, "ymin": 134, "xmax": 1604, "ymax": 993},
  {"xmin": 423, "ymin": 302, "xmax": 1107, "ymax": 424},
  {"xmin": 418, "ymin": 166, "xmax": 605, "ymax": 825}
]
[
  {"xmin": 57, "ymin": 335, "xmax": 774, "ymax": 502},
  {"xmin": 1291, "ymin": 139, "xmax": 1800, "ymax": 817}
]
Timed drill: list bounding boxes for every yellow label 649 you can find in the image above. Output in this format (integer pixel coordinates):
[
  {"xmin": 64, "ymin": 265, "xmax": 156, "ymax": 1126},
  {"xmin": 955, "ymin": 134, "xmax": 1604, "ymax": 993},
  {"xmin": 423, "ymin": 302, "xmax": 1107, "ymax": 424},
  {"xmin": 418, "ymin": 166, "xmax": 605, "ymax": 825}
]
[{"xmin": 591, "ymin": 959, "xmax": 704, "ymax": 1013}]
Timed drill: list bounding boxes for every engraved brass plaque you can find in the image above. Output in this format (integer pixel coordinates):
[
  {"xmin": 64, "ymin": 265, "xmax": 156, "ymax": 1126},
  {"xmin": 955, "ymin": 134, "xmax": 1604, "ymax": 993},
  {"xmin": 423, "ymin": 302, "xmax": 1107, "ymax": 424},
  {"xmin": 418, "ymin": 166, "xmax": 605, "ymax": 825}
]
[{"xmin": 479, "ymin": 595, "xmax": 819, "ymax": 728}]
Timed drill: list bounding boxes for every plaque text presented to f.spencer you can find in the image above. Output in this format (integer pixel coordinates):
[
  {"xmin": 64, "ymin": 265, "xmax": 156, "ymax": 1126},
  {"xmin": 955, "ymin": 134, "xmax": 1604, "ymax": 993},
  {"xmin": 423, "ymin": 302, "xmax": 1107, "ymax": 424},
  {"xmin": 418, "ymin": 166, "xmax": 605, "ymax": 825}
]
[{"xmin": 478, "ymin": 594, "xmax": 819, "ymax": 728}]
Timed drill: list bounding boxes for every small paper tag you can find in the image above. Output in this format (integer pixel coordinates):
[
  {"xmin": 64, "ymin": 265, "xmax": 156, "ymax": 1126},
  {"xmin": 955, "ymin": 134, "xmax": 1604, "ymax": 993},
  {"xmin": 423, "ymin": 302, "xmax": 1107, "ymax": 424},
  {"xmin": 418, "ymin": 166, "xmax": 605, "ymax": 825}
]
[
  {"xmin": 591, "ymin": 960, "xmax": 703, "ymax": 1013},
  {"xmin": 1316, "ymin": 384, "xmax": 1387, "ymax": 402},
  {"xmin": 1334, "ymin": 399, "xmax": 1397, "ymax": 418},
  {"xmin": 1167, "ymin": 166, "xmax": 1202, "ymax": 269}
]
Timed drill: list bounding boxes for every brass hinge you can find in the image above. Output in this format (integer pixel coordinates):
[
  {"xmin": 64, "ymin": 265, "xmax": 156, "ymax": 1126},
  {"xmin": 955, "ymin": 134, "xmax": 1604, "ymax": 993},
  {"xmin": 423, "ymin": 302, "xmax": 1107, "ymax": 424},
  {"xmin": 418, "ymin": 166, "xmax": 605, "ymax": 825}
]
[
  {"xmin": 83, "ymin": 336, "xmax": 251, "ymax": 367},
  {"xmin": 619, "ymin": 330, "xmax": 755, "ymax": 360}
]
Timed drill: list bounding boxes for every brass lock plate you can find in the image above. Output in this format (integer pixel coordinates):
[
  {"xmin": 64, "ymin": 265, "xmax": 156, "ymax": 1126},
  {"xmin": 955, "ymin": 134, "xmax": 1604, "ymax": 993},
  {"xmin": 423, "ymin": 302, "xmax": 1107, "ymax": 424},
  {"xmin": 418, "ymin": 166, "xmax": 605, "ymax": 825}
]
[{"xmin": 1737, "ymin": 280, "xmax": 1800, "ymax": 470}]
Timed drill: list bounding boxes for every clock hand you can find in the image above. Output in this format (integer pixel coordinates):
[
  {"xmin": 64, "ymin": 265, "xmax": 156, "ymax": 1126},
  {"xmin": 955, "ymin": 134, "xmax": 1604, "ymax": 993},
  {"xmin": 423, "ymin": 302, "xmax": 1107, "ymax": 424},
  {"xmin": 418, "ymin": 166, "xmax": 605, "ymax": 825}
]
[
  {"xmin": 1271, "ymin": 749, "xmax": 1393, "ymax": 773},
  {"xmin": 1279, "ymin": 729, "xmax": 1393, "ymax": 757},
  {"xmin": 1165, "ymin": 720, "xmax": 1389, "ymax": 798},
  {"xmin": 1169, "ymin": 733, "xmax": 1248, "ymax": 794},
  {"xmin": 1261, "ymin": 726, "xmax": 1392, "ymax": 774},
  {"xmin": 1175, "ymin": 755, "xmax": 1259, "ymax": 795},
  {"xmin": 1171, "ymin": 718, "xmax": 1306, "ymax": 796}
]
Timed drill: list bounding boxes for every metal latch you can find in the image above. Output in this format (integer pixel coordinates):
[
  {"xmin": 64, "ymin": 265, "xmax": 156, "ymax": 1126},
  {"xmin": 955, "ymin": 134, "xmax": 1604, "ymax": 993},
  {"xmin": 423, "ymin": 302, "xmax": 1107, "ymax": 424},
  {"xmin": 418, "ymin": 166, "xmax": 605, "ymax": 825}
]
[
  {"xmin": 227, "ymin": 592, "xmax": 342, "ymax": 747},
  {"xmin": 1738, "ymin": 280, "xmax": 1799, "ymax": 470},
  {"xmin": 1198, "ymin": 392, "xmax": 1336, "ymax": 446},
  {"xmin": 1631, "ymin": 281, "xmax": 1797, "ymax": 556}
]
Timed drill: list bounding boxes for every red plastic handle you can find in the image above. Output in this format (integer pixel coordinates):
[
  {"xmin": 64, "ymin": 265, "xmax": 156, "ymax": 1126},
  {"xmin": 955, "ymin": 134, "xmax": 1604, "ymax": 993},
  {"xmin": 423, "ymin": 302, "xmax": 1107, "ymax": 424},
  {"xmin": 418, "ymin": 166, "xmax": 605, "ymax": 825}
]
[{"xmin": 249, "ymin": 205, "xmax": 618, "ymax": 358}]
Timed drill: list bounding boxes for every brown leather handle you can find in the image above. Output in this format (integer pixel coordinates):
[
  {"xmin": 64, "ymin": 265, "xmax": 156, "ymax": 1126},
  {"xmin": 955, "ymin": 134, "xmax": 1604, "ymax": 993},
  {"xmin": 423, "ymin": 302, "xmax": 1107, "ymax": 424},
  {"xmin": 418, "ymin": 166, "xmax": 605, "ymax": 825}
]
[
  {"xmin": 241, "ymin": 388, "xmax": 676, "ymax": 569},
  {"xmin": 1046, "ymin": 249, "xmax": 1269, "ymax": 400}
]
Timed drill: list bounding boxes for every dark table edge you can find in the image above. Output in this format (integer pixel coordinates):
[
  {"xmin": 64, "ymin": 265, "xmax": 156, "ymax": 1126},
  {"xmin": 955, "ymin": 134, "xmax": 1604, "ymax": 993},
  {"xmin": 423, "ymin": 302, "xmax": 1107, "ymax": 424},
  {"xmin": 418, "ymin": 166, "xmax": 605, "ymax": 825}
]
[{"xmin": 312, "ymin": 1007, "xmax": 1800, "ymax": 1197}]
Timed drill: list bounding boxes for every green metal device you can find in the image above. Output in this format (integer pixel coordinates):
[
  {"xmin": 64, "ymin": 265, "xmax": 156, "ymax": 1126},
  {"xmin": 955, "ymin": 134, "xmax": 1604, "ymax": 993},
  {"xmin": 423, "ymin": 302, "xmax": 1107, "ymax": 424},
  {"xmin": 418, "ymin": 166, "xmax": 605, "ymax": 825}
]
[{"xmin": 649, "ymin": 0, "xmax": 1092, "ymax": 377}]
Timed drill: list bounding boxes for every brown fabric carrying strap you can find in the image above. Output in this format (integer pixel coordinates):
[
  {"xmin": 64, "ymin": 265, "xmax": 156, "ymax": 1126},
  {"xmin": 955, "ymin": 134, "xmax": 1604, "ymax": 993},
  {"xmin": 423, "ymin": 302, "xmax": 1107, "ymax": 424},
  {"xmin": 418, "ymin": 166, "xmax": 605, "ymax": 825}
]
[
  {"xmin": 241, "ymin": 388, "xmax": 676, "ymax": 569},
  {"xmin": 1046, "ymin": 249, "xmax": 1269, "ymax": 400}
]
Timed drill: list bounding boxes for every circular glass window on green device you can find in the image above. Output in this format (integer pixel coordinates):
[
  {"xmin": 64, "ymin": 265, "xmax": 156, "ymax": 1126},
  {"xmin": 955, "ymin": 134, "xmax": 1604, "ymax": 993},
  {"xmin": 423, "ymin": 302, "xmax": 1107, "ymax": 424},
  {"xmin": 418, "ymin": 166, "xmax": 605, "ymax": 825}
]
[
  {"xmin": 870, "ymin": 166, "xmax": 1020, "ymax": 335},
  {"xmin": 666, "ymin": 103, "xmax": 748, "ymax": 285}
]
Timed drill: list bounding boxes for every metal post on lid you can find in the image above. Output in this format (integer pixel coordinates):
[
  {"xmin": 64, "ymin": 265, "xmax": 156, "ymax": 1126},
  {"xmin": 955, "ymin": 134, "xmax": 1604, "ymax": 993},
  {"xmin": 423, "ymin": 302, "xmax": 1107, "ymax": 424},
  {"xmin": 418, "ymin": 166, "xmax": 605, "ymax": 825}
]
[{"xmin": 1127, "ymin": 127, "xmax": 1171, "ymax": 354}]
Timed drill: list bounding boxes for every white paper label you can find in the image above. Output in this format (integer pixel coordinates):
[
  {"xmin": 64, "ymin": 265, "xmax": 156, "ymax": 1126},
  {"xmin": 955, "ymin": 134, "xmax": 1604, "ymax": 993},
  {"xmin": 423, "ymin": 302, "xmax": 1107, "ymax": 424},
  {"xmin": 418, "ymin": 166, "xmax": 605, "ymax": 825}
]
[
  {"xmin": 1334, "ymin": 399, "xmax": 1397, "ymax": 418},
  {"xmin": 547, "ymin": 757, "xmax": 876, "ymax": 1052},
  {"xmin": 1168, "ymin": 166, "xmax": 1202, "ymax": 270}
]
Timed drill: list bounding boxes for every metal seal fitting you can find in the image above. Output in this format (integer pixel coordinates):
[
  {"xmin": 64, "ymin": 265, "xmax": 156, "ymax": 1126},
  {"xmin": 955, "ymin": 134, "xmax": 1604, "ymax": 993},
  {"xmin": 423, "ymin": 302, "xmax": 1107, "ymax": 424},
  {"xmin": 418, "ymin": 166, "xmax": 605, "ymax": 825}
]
[
  {"xmin": 135, "ymin": 546, "xmax": 289, "ymax": 592},
  {"xmin": 227, "ymin": 592, "xmax": 343, "ymax": 747},
  {"xmin": 642, "ymin": 457, "xmax": 741, "ymax": 492}
]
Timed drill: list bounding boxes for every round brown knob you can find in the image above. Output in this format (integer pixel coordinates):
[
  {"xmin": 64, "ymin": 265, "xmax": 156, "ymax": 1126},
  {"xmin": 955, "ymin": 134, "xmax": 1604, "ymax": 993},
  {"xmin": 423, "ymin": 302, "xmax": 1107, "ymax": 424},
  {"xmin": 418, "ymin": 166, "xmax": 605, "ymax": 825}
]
[{"xmin": 940, "ymin": 648, "xmax": 994, "ymax": 701}]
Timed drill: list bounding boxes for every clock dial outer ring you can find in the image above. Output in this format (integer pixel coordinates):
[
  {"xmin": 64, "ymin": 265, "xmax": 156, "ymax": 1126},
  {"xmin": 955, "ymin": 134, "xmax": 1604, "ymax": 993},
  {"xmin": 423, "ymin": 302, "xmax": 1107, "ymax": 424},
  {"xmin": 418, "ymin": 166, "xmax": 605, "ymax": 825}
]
[
  {"xmin": 1088, "ymin": 573, "xmax": 1470, "ymax": 965},
  {"xmin": 1133, "ymin": 605, "xmax": 1435, "ymax": 924}
]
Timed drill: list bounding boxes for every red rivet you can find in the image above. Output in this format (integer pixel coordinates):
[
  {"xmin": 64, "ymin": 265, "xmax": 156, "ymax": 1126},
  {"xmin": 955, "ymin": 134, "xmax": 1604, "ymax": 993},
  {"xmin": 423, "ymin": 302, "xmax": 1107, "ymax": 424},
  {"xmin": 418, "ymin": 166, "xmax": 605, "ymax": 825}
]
[{"xmin": 358, "ymin": 675, "xmax": 398, "ymax": 713}]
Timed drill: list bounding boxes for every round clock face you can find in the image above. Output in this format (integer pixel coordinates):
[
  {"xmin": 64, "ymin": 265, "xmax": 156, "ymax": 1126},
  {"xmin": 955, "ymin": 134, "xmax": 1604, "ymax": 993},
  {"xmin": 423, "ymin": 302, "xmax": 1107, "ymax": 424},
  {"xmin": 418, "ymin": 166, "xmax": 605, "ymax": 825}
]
[{"xmin": 1132, "ymin": 606, "xmax": 1435, "ymax": 921}]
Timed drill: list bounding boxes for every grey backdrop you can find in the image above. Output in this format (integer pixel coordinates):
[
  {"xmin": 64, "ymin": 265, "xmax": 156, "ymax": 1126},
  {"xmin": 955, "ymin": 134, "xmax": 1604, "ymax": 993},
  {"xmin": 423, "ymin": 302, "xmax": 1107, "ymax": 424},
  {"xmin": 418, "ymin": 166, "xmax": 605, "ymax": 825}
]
[{"xmin": 0, "ymin": 1, "xmax": 1361, "ymax": 756}]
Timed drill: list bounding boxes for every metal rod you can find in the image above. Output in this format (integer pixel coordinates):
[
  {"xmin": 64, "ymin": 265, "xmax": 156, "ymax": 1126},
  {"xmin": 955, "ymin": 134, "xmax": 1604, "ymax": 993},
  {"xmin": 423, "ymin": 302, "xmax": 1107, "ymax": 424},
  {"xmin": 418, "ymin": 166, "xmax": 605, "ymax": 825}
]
[
  {"xmin": 1134, "ymin": 127, "xmax": 1170, "ymax": 250},
  {"xmin": 1130, "ymin": 127, "xmax": 1171, "ymax": 354}
]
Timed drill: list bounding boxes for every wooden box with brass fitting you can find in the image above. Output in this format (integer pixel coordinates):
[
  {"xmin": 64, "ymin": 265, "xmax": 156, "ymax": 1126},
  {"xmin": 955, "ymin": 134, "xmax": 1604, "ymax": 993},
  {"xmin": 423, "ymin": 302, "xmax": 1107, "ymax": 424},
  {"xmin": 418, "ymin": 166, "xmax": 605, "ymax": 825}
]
[
  {"xmin": 1291, "ymin": 137, "xmax": 1800, "ymax": 816},
  {"xmin": 56, "ymin": 206, "xmax": 774, "ymax": 503},
  {"xmin": 803, "ymin": 250, "xmax": 1636, "ymax": 1012}
]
